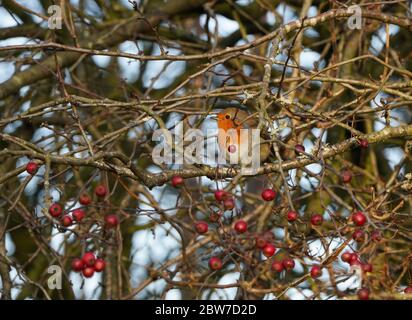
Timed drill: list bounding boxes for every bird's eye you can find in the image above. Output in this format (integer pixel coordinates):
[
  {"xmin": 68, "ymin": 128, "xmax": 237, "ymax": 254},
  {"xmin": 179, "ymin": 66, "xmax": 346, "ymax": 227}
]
[{"xmin": 225, "ymin": 114, "xmax": 231, "ymax": 119}]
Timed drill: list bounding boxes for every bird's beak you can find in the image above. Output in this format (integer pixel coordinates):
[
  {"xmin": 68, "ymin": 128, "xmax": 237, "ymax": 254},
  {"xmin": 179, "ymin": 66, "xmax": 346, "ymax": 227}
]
[{"xmin": 209, "ymin": 115, "xmax": 218, "ymax": 120}]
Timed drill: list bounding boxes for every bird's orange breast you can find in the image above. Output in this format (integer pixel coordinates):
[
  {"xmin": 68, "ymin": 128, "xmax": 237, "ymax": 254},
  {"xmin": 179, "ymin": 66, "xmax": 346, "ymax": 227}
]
[{"xmin": 217, "ymin": 115, "xmax": 242, "ymax": 149}]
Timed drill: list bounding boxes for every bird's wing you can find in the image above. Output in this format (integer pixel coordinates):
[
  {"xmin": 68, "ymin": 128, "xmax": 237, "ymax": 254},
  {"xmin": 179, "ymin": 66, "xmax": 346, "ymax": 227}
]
[{"xmin": 233, "ymin": 110, "xmax": 259, "ymax": 129}]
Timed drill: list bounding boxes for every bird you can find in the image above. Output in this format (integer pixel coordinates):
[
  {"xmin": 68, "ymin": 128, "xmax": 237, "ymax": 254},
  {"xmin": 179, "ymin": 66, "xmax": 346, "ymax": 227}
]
[{"xmin": 215, "ymin": 107, "xmax": 271, "ymax": 167}]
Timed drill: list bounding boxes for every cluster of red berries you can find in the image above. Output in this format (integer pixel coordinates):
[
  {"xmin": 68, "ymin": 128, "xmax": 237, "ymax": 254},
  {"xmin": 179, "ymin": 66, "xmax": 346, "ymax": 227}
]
[
  {"xmin": 199, "ymin": 223, "xmax": 278, "ymax": 271},
  {"xmin": 273, "ymin": 259, "xmax": 324, "ymax": 280},
  {"xmin": 26, "ymin": 136, "xmax": 382, "ymax": 301},
  {"xmin": 272, "ymin": 252, "xmax": 323, "ymax": 279},
  {"xmin": 255, "ymin": 235, "xmax": 276, "ymax": 258},
  {"xmin": 195, "ymin": 219, "xmax": 250, "ymax": 235},
  {"xmin": 207, "ymin": 242, "xmax": 276, "ymax": 271},
  {"xmin": 271, "ymin": 258, "xmax": 295, "ymax": 273},
  {"xmin": 71, "ymin": 252, "xmax": 105, "ymax": 278},
  {"xmin": 285, "ymin": 210, "xmax": 323, "ymax": 226},
  {"xmin": 350, "ymin": 211, "xmax": 367, "ymax": 242},
  {"xmin": 172, "ymin": 176, "xmax": 278, "ymax": 210},
  {"xmin": 350, "ymin": 211, "xmax": 382, "ymax": 244},
  {"xmin": 47, "ymin": 184, "xmax": 119, "ymax": 229},
  {"xmin": 195, "ymin": 189, "xmax": 276, "ymax": 234},
  {"xmin": 169, "ymin": 156, "xmax": 381, "ymax": 298},
  {"xmin": 214, "ymin": 189, "xmax": 236, "ymax": 210},
  {"xmin": 25, "ymin": 162, "xmax": 120, "ymax": 279},
  {"xmin": 291, "ymin": 252, "xmax": 374, "ymax": 300},
  {"xmin": 341, "ymin": 251, "xmax": 359, "ymax": 265},
  {"xmin": 341, "ymin": 251, "xmax": 373, "ymax": 273},
  {"xmin": 61, "ymin": 208, "xmax": 86, "ymax": 227},
  {"xmin": 188, "ymin": 185, "xmax": 319, "ymax": 273}
]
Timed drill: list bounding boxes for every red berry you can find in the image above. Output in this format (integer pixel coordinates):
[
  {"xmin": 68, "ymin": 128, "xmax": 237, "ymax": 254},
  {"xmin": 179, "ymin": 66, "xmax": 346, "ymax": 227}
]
[
  {"xmin": 82, "ymin": 252, "xmax": 96, "ymax": 267},
  {"xmin": 49, "ymin": 203, "xmax": 63, "ymax": 217},
  {"xmin": 82, "ymin": 267, "xmax": 95, "ymax": 278},
  {"xmin": 209, "ymin": 211, "xmax": 222, "ymax": 222},
  {"xmin": 262, "ymin": 243, "xmax": 276, "ymax": 257},
  {"xmin": 209, "ymin": 257, "xmax": 222, "ymax": 270},
  {"xmin": 282, "ymin": 258, "xmax": 295, "ymax": 271},
  {"xmin": 371, "ymin": 230, "xmax": 382, "ymax": 242},
  {"xmin": 295, "ymin": 144, "xmax": 305, "ymax": 154},
  {"xmin": 352, "ymin": 229, "xmax": 365, "ymax": 242},
  {"xmin": 214, "ymin": 190, "xmax": 227, "ymax": 202},
  {"xmin": 310, "ymin": 265, "xmax": 323, "ymax": 278},
  {"xmin": 349, "ymin": 253, "xmax": 360, "ymax": 266},
  {"xmin": 271, "ymin": 261, "xmax": 284, "ymax": 273},
  {"xmin": 171, "ymin": 175, "xmax": 184, "ymax": 188},
  {"xmin": 72, "ymin": 209, "xmax": 85, "ymax": 222},
  {"xmin": 341, "ymin": 170, "xmax": 352, "ymax": 183},
  {"xmin": 95, "ymin": 185, "xmax": 107, "ymax": 197},
  {"xmin": 361, "ymin": 263, "xmax": 373, "ymax": 273},
  {"xmin": 341, "ymin": 252, "xmax": 352, "ymax": 263},
  {"xmin": 404, "ymin": 287, "xmax": 412, "ymax": 294},
  {"xmin": 310, "ymin": 214, "xmax": 323, "ymax": 226},
  {"xmin": 79, "ymin": 193, "xmax": 91, "ymax": 205},
  {"xmin": 223, "ymin": 198, "xmax": 235, "ymax": 210},
  {"xmin": 359, "ymin": 139, "xmax": 369, "ymax": 148},
  {"xmin": 255, "ymin": 236, "xmax": 267, "ymax": 249},
  {"xmin": 357, "ymin": 287, "xmax": 370, "ymax": 300},
  {"xmin": 234, "ymin": 220, "xmax": 247, "ymax": 234},
  {"xmin": 228, "ymin": 145, "xmax": 237, "ymax": 153},
  {"xmin": 195, "ymin": 221, "xmax": 208, "ymax": 234},
  {"xmin": 105, "ymin": 214, "xmax": 119, "ymax": 228},
  {"xmin": 71, "ymin": 258, "xmax": 84, "ymax": 272},
  {"xmin": 287, "ymin": 210, "xmax": 298, "ymax": 222},
  {"xmin": 352, "ymin": 211, "xmax": 367, "ymax": 227},
  {"xmin": 61, "ymin": 215, "xmax": 73, "ymax": 227},
  {"xmin": 94, "ymin": 258, "xmax": 106, "ymax": 272},
  {"xmin": 261, "ymin": 189, "xmax": 276, "ymax": 201},
  {"xmin": 26, "ymin": 161, "xmax": 38, "ymax": 175}
]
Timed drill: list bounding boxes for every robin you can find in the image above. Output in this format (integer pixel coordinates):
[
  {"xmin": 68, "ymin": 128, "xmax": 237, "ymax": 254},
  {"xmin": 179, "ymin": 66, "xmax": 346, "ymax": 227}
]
[{"xmin": 214, "ymin": 107, "xmax": 271, "ymax": 166}]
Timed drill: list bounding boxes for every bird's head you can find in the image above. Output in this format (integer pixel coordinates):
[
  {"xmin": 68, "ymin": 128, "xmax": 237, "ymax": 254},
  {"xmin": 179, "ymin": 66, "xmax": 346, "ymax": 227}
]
[{"xmin": 216, "ymin": 107, "xmax": 242, "ymax": 131}]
